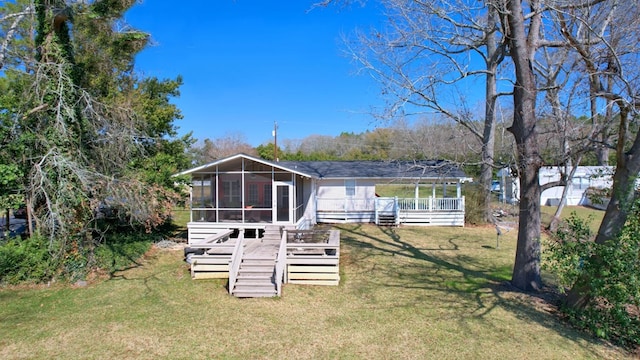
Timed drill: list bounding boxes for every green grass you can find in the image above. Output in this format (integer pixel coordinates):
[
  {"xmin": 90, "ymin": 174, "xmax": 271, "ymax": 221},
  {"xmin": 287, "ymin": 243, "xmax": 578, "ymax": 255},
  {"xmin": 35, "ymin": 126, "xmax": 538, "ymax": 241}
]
[
  {"xmin": 171, "ymin": 207, "xmax": 191, "ymax": 229},
  {"xmin": 0, "ymin": 217, "xmax": 630, "ymax": 359},
  {"xmin": 376, "ymin": 183, "xmax": 459, "ymax": 198},
  {"xmin": 541, "ymin": 205, "xmax": 605, "ymax": 233}
]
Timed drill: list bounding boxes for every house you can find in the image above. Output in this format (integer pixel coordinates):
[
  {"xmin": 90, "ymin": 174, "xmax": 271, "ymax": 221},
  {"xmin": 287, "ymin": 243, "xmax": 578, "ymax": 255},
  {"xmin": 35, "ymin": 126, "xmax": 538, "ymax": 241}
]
[
  {"xmin": 497, "ymin": 166, "xmax": 614, "ymax": 206},
  {"xmin": 176, "ymin": 153, "xmax": 472, "ymax": 241},
  {"xmin": 175, "ymin": 153, "xmax": 471, "ymax": 297}
]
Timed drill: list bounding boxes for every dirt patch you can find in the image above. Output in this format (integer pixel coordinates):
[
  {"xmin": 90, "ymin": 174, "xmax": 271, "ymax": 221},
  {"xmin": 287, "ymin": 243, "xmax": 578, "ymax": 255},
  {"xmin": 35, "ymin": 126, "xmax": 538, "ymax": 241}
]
[{"xmin": 153, "ymin": 239, "xmax": 186, "ymax": 251}]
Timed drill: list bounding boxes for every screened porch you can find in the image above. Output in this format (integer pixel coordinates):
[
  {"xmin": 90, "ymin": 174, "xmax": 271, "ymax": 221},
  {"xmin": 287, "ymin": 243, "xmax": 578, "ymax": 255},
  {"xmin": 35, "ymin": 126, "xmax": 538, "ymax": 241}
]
[{"xmin": 188, "ymin": 156, "xmax": 309, "ymax": 225}]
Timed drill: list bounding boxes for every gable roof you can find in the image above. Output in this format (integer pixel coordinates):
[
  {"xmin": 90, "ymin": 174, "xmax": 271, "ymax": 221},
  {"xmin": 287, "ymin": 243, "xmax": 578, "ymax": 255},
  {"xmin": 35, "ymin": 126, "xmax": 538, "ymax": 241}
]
[
  {"xmin": 176, "ymin": 153, "xmax": 470, "ymax": 181},
  {"xmin": 174, "ymin": 153, "xmax": 309, "ymax": 178},
  {"xmin": 278, "ymin": 160, "xmax": 469, "ymax": 180}
]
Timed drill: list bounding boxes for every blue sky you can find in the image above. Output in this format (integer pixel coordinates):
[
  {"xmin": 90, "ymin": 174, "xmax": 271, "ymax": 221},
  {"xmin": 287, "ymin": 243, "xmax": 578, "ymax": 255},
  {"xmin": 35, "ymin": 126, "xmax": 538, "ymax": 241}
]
[{"xmin": 125, "ymin": 1, "xmax": 386, "ymax": 146}]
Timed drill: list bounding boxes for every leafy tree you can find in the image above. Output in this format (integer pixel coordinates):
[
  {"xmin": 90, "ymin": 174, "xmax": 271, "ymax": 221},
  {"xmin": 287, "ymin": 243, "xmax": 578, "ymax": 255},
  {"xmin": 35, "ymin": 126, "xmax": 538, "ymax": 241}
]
[
  {"xmin": 0, "ymin": 0, "xmax": 190, "ymax": 280},
  {"xmin": 545, "ymin": 206, "xmax": 640, "ymax": 347}
]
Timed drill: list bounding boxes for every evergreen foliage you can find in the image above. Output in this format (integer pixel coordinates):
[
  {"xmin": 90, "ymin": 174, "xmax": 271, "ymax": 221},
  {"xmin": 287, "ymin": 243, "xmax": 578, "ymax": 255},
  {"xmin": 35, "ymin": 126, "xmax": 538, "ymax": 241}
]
[
  {"xmin": 544, "ymin": 208, "xmax": 640, "ymax": 348},
  {"xmin": 0, "ymin": 0, "xmax": 190, "ymax": 282}
]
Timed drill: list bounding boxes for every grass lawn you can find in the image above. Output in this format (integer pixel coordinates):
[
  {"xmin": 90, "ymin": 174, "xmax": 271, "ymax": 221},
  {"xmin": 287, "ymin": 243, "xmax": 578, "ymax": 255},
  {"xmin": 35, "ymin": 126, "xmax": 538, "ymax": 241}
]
[{"xmin": 0, "ymin": 209, "xmax": 631, "ymax": 359}]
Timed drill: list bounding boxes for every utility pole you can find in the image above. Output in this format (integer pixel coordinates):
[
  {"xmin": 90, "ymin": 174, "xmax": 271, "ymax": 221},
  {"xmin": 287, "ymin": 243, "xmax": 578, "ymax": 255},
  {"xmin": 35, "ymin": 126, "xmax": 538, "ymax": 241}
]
[{"xmin": 272, "ymin": 121, "xmax": 278, "ymax": 162}]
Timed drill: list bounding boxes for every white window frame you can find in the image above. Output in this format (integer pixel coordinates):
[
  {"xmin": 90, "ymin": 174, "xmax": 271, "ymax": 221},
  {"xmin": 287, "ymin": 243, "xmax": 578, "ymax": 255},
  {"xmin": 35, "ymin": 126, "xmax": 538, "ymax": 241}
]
[{"xmin": 345, "ymin": 179, "xmax": 356, "ymax": 197}]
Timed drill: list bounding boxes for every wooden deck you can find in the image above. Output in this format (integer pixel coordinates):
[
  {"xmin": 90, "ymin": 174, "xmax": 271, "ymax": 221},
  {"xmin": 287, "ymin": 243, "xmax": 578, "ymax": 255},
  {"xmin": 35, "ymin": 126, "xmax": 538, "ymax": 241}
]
[
  {"xmin": 187, "ymin": 228, "xmax": 341, "ymax": 295},
  {"xmin": 285, "ymin": 229, "xmax": 340, "ymax": 286}
]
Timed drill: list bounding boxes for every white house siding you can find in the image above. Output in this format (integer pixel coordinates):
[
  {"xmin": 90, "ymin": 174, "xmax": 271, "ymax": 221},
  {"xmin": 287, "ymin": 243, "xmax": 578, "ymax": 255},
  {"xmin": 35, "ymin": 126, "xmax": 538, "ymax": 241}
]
[
  {"xmin": 499, "ymin": 166, "xmax": 614, "ymax": 206},
  {"xmin": 299, "ymin": 177, "xmax": 316, "ymax": 228},
  {"xmin": 316, "ymin": 179, "xmax": 376, "ymax": 212},
  {"xmin": 314, "ymin": 179, "xmax": 376, "ymax": 223},
  {"xmin": 539, "ymin": 166, "xmax": 613, "ymax": 206}
]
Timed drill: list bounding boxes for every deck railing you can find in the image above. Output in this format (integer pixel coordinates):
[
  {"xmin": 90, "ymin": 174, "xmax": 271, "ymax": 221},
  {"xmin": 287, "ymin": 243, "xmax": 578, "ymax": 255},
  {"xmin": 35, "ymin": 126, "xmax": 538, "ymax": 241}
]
[
  {"xmin": 397, "ymin": 197, "xmax": 464, "ymax": 211},
  {"xmin": 274, "ymin": 230, "xmax": 288, "ymax": 296},
  {"xmin": 228, "ymin": 236, "xmax": 244, "ymax": 295},
  {"xmin": 318, "ymin": 197, "xmax": 465, "ymax": 212}
]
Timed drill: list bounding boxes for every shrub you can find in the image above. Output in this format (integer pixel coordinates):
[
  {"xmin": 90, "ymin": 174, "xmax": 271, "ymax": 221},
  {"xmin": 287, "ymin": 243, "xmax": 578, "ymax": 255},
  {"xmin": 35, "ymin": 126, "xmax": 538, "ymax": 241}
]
[
  {"xmin": 0, "ymin": 234, "xmax": 57, "ymax": 284},
  {"xmin": 463, "ymin": 182, "xmax": 486, "ymax": 225},
  {"xmin": 543, "ymin": 212, "xmax": 595, "ymax": 292},
  {"xmin": 0, "ymin": 230, "xmax": 154, "ymax": 284},
  {"xmin": 544, "ymin": 208, "xmax": 640, "ymax": 348}
]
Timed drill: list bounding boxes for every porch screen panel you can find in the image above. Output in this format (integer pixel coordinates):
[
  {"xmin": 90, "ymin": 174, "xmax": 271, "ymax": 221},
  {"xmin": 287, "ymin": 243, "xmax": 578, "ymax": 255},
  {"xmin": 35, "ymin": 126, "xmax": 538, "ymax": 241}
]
[
  {"xmin": 295, "ymin": 174, "xmax": 305, "ymax": 222},
  {"xmin": 247, "ymin": 184, "xmax": 258, "ymax": 205},
  {"xmin": 245, "ymin": 173, "xmax": 271, "ymax": 208},
  {"xmin": 192, "ymin": 175, "xmax": 204, "ymax": 208},
  {"xmin": 193, "ymin": 209, "xmax": 216, "ymax": 222},
  {"xmin": 192, "ymin": 174, "xmax": 215, "ymax": 207},
  {"xmin": 218, "ymin": 173, "xmax": 241, "ymax": 208},
  {"xmin": 264, "ymin": 184, "xmax": 272, "ymax": 207}
]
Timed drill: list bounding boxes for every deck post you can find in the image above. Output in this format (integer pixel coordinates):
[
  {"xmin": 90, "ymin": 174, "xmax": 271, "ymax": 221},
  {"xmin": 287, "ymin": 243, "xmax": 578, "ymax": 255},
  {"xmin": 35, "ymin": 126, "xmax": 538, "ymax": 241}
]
[{"xmin": 414, "ymin": 182, "xmax": 419, "ymax": 210}]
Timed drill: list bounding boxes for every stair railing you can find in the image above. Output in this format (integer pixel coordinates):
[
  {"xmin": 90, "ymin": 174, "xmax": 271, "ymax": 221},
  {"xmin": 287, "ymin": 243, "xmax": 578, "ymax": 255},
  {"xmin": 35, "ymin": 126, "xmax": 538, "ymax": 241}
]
[
  {"xmin": 228, "ymin": 236, "xmax": 244, "ymax": 295},
  {"xmin": 274, "ymin": 229, "xmax": 288, "ymax": 296}
]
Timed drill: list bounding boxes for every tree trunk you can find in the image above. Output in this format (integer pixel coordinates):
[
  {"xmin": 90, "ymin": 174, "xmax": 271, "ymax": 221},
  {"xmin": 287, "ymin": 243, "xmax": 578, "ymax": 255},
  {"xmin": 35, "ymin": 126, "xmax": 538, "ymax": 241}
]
[
  {"xmin": 480, "ymin": 5, "xmax": 501, "ymax": 223},
  {"xmin": 480, "ymin": 63, "xmax": 498, "ymax": 223},
  {"xmin": 505, "ymin": 0, "xmax": 543, "ymax": 291}
]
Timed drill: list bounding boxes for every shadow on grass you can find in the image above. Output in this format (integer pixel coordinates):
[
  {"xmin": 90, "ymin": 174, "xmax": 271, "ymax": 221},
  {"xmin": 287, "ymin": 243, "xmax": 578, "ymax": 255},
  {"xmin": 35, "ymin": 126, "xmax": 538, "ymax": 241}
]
[
  {"xmin": 102, "ymin": 215, "xmax": 189, "ymax": 279},
  {"xmin": 335, "ymin": 224, "xmax": 613, "ymax": 358}
]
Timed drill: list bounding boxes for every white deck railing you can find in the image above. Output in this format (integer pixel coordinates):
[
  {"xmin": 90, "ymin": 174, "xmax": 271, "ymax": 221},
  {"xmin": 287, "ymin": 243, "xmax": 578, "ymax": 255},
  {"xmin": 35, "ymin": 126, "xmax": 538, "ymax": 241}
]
[
  {"xmin": 397, "ymin": 197, "xmax": 464, "ymax": 212},
  {"xmin": 228, "ymin": 237, "xmax": 244, "ymax": 295},
  {"xmin": 317, "ymin": 197, "xmax": 464, "ymax": 212},
  {"xmin": 274, "ymin": 230, "xmax": 288, "ymax": 296}
]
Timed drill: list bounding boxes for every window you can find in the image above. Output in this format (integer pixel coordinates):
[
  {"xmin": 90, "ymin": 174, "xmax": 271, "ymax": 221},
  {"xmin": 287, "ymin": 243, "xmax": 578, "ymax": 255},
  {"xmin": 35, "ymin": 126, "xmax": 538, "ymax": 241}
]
[
  {"xmin": 248, "ymin": 183, "xmax": 258, "ymax": 205},
  {"xmin": 222, "ymin": 180, "xmax": 241, "ymax": 207},
  {"xmin": 572, "ymin": 177, "xmax": 588, "ymax": 190},
  {"xmin": 264, "ymin": 184, "xmax": 272, "ymax": 207},
  {"xmin": 345, "ymin": 179, "xmax": 356, "ymax": 197},
  {"xmin": 192, "ymin": 175, "xmax": 213, "ymax": 207}
]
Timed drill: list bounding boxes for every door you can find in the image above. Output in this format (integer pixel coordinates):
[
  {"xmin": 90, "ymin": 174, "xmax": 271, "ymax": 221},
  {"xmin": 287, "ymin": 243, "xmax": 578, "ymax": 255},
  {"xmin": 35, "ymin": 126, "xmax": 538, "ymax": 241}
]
[{"xmin": 273, "ymin": 182, "xmax": 293, "ymax": 224}]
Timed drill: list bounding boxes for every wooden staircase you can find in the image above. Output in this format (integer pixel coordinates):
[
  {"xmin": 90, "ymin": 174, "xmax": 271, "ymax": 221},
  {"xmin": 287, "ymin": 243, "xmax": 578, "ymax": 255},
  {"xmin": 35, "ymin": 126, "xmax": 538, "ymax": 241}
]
[{"xmin": 230, "ymin": 226, "xmax": 282, "ymax": 298}]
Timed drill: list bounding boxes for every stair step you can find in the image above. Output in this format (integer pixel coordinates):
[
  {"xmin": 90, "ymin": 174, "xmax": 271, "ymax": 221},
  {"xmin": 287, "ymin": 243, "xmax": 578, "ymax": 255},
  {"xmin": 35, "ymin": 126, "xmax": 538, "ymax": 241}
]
[
  {"xmin": 242, "ymin": 259, "xmax": 275, "ymax": 264},
  {"xmin": 240, "ymin": 260, "xmax": 276, "ymax": 269},
  {"xmin": 238, "ymin": 266, "xmax": 273, "ymax": 273},
  {"xmin": 237, "ymin": 273, "xmax": 272, "ymax": 281},
  {"xmin": 233, "ymin": 290, "xmax": 277, "ymax": 298},
  {"xmin": 235, "ymin": 279, "xmax": 274, "ymax": 286},
  {"xmin": 234, "ymin": 284, "xmax": 276, "ymax": 292}
]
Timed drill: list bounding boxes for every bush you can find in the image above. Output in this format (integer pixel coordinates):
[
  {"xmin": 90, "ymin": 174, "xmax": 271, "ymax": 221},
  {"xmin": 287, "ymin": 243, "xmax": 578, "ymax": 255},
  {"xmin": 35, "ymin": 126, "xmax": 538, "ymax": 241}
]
[
  {"xmin": 543, "ymin": 212, "xmax": 595, "ymax": 292},
  {"xmin": 463, "ymin": 183, "xmax": 486, "ymax": 225},
  {"xmin": 544, "ymin": 209, "xmax": 640, "ymax": 348},
  {"xmin": 0, "ymin": 234, "xmax": 57, "ymax": 284},
  {"xmin": 0, "ymin": 230, "xmax": 154, "ymax": 284}
]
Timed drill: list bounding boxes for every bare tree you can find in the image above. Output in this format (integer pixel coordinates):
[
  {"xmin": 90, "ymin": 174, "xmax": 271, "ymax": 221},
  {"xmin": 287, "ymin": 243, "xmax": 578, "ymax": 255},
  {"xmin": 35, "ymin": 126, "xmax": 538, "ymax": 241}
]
[
  {"xmin": 0, "ymin": 2, "xmax": 34, "ymax": 71},
  {"xmin": 343, "ymin": 0, "xmax": 509, "ymax": 221},
  {"xmin": 192, "ymin": 133, "xmax": 257, "ymax": 164}
]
